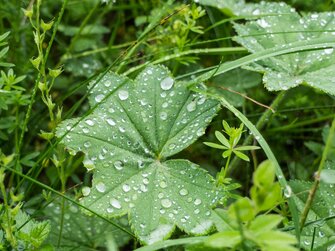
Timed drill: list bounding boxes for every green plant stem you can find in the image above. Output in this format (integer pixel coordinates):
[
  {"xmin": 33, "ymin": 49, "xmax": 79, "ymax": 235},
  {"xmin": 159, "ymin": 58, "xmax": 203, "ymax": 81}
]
[
  {"xmin": 65, "ymin": 2, "xmax": 99, "ymax": 56},
  {"xmin": 229, "ymin": 91, "xmax": 286, "ymax": 172},
  {"xmin": 299, "ymin": 117, "xmax": 335, "ymax": 232},
  {"xmin": 123, "ymin": 47, "xmax": 246, "ymax": 76},
  {"xmin": 268, "ymin": 113, "xmax": 335, "ymax": 132},
  {"xmin": 16, "ymin": 0, "xmax": 68, "ymax": 162}
]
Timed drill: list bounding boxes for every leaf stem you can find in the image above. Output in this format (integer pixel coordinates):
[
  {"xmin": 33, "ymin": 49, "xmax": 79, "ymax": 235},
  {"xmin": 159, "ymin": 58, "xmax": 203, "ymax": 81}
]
[
  {"xmin": 299, "ymin": 117, "xmax": 335, "ymax": 231},
  {"xmin": 229, "ymin": 91, "xmax": 286, "ymax": 172}
]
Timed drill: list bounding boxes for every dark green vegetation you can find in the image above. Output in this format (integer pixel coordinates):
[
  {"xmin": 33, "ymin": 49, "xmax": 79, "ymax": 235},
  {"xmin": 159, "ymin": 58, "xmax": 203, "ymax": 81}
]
[{"xmin": 0, "ymin": 0, "xmax": 335, "ymax": 250}]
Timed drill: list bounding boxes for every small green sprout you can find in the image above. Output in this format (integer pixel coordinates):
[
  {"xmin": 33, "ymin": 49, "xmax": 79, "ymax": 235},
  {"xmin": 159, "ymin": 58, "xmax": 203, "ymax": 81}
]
[{"xmin": 204, "ymin": 120, "xmax": 260, "ymax": 184}]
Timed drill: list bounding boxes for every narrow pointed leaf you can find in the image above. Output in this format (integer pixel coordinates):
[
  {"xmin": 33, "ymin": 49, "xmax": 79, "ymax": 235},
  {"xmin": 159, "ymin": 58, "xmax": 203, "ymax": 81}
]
[
  {"xmin": 234, "ymin": 145, "xmax": 260, "ymax": 151},
  {"xmin": 203, "ymin": 142, "xmax": 228, "ymax": 150},
  {"xmin": 215, "ymin": 131, "xmax": 230, "ymax": 148},
  {"xmin": 233, "ymin": 150, "xmax": 250, "ymax": 161}
]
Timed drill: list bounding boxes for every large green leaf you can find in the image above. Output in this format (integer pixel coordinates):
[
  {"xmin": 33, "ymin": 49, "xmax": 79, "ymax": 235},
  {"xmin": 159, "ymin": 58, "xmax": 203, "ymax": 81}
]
[
  {"xmin": 290, "ymin": 180, "xmax": 335, "ymax": 249},
  {"xmin": 233, "ymin": 4, "xmax": 335, "ymax": 96},
  {"xmin": 56, "ymin": 65, "xmax": 224, "ymax": 244}
]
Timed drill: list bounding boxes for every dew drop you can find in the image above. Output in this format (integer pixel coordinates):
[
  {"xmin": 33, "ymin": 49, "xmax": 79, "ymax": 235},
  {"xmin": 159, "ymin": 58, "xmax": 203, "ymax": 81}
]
[
  {"xmin": 138, "ymin": 160, "xmax": 145, "ymax": 169},
  {"xmin": 84, "ymin": 141, "xmax": 91, "ymax": 148},
  {"xmin": 104, "ymin": 80, "xmax": 112, "ymax": 87},
  {"xmin": 160, "ymin": 77, "xmax": 174, "ymax": 90},
  {"xmin": 106, "ymin": 118, "xmax": 116, "ymax": 126},
  {"xmin": 284, "ymin": 185, "xmax": 292, "ymax": 198},
  {"xmin": 114, "ymin": 161, "xmax": 124, "ymax": 170},
  {"xmin": 160, "ymin": 112, "xmax": 168, "ymax": 120},
  {"xmin": 159, "ymin": 181, "xmax": 167, "ymax": 188},
  {"xmin": 119, "ymin": 127, "xmax": 126, "ymax": 133},
  {"xmin": 186, "ymin": 101, "xmax": 196, "ymax": 112},
  {"xmin": 179, "ymin": 188, "xmax": 188, "ymax": 196},
  {"xmin": 83, "ymin": 158, "xmax": 95, "ymax": 170},
  {"xmin": 83, "ymin": 127, "xmax": 90, "ymax": 134},
  {"xmin": 96, "ymin": 182, "xmax": 106, "ymax": 193},
  {"xmin": 118, "ymin": 90, "xmax": 129, "ymax": 100},
  {"xmin": 161, "ymin": 198, "xmax": 172, "ymax": 208},
  {"xmin": 194, "ymin": 198, "xmax": 202, "ymax": 205},
  {"xmin": 106, "ymin": 207, "xmax": 114, "ymax": 213},
  {"xmin": 168, "ymin": 144, "xmax": 176, "ymax": 150},
  {"xmin": 85, "ymin": 119, "xmax": 94, "ymax": 126},
  {"xmin": 194, "ymin": 208, "xmax": 200, "ymax": 214},
  {"xmin": 82, "ymin": 187, "xmax": 91, "ymax": 196},
  {"xmin": 110, "ymin": 198, "xmax": 122, "ymax": 209},
  {"xmin": 324, "ymin": 48, "xmax": 334, "ymax": 54},
  {"xmin": 122, "ymin": 184, "xmax": 131, "ymax": 192},
  {"xmin": 95, "ymin": 94, "xmax": 105, "ymax": 103}
]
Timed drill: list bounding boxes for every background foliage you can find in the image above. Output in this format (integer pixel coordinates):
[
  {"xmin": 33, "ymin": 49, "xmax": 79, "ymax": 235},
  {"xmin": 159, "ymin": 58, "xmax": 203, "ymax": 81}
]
[{"xmin": 0, "ymin": 0, "xmax": 334, "ymax": 250}]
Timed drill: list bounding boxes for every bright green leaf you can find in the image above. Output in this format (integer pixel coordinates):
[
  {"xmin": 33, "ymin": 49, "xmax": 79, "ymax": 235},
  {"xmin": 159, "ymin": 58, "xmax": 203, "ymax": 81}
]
[
  {"xmin": 233, "ymin": 150, "xmax": 250, "ymax": 162},
  {"xmin": 56, "ymin": 65, "xmax": 224, "ymax": 244},
  {"xmin": 256, "ymin": 230, "xmax": 297, "ymax": 245},
  {"xmin": 203, "ymin": 142, "xmax": 228, "ymax": 150},
  {"xmin": 234, "ymin": 145, "xmax": 260, "ymax": 151},
  {"xmin": 211, "ymin": 208, "xmax": 237, "ymax": 232},
  {"xmin": 228, "ymin": 197, "xmax": 256, "ymax": 222},
  {"xmin": 249, "ymin": 214, "xmax": 283, "ymax": 233},
  {"xmin": 205, "ymin": 231, "xmax": 241, "ymax": 248},
  {"xmin": 253, "ymin": 160, "xmax": 275, "ymax": 188},
  {"xmin": 215, "ymin": 131, "xmax": 230, "ymax": 148},
  {"xmin": 222, "ymin": 149, "xmax": 232, "ymax": 158}
]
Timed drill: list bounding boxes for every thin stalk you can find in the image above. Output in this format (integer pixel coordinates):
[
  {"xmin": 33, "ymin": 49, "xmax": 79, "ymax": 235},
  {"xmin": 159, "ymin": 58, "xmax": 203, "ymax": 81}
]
[
  {"xmin": 268, "ymin": 113, "xmax": 335, "ymax": 133},
  {"xmin": 65, "ymin": 2, "xmax": 99, "ymax": 55},
  {"xmin": 229, "ymin": 91, "xmax": 286, "ymax": 172},
  {"xmin": 5, "ymin": 166, "xmax": 135, "ymax": 237},
  {"xmin": 299, "ymin": 117, "xmax": 335, "ymax": 231},
  {"xmin": 123, "ymin": 47, "xmax": 246, "ymax": 76},
  {"xmin": 16, "ymin": 0, "xmax": 68, "ymax": 160}
]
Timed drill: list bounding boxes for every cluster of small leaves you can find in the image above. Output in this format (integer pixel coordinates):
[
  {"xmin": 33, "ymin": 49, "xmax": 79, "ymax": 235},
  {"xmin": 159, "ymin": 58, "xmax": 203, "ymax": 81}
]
[
  {"xmin": 205, "ymin": 120, "xmax": 259, "ymax": 162},
  {"xmin": 204, "ymin": 160, "xmax": 296, "ymax": 251},
  {"xmin": 56, "ymin": 65, "xmax": 225, "ymax": 244},
  {"xmin": 0, "ymin": 152, "xmax": 50, "ymax": 250},
  {"xmin": 204, "ymin": 120, "xmax": 260, "ymax": 184},
  {"xmin": 0, "ymin": 32, "xmax": 28, "ymax": 141}
]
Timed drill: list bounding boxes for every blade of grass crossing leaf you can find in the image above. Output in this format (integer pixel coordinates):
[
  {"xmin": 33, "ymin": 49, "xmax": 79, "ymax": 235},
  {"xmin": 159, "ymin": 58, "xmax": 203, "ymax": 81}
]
[
  {"xmin": 4, "ymin": 166, "xmax": 135, "ymax": 237},
  {"xmin": 186, "ymin": 37, "xmax": 335, "ymax": 87},
  {"xmin": 133, "ymin": 236, "xmax": 207, "ymax": 251}
]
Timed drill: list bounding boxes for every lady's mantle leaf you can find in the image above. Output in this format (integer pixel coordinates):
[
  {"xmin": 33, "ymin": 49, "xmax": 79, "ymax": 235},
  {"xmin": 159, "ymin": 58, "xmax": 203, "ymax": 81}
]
[
  {"xmin": 233, "ymin": 3, "xmax": 335, "ymax": 95},
  {"xmin": 56, "ymin": 65, "xmax": 223, "ymax": 244}
]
